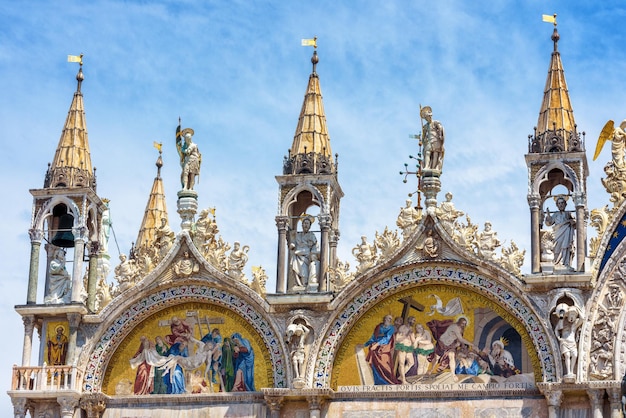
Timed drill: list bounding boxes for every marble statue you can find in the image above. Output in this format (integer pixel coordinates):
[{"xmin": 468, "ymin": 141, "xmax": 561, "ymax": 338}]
[
  {"xmin": 227, "ymin": 241, "xmax": 249, "ymax": 282},
  {"xmin": 544, "ymin": 196, "xmax": 575, "ymax": 268},
  {"xmin": 553, "ymin": 302, "xmax": 583, "ymax": 380},
  {"xmin": 286, "ymin": 320, "xmax": 311, "ymax": 382},
  {"xmin": 420, "ymin": 106, "xmax": 445, "ymax": 171},
  {"xmin": 396, "ymin": 198, "xmax": 421, "ymax": 239},
  {"xmin": 352, "ymin": 236, "xmax": 377, "ymax": 274},
  {"xmin": 155, "ymin": 217, "xmax": 175, "ymax": 260},
  {"xmin": 44, "ymin": 247, "xmax": 71, "ymax": 304},
  {"xmin": 114, "ymin": 253, "xmax": 138, "ymax": 294},
  {"xmin": 435, "ymin": 192, "xmax": 463, "ymax": 234},
  {"xmin": 176, "ymin": 126, "xmax": 202, "ymax": 191},
  {"xmin": 477, "ymin": 221, "xmax": 501, "ymax": 260},
  {"xmin": 193, "ymin": 208, "xmax": 219, "ymax": 254},
  {"xmin": 289, "ymin": 215, "xmax": 318, "ymax": 290},
  {"xmin": 374, "ymin": 227, "xmax": 400, "ymax": 260}
]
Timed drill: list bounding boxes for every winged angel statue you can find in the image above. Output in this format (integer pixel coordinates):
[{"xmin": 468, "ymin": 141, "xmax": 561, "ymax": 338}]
[{"xmin": 594, "ymin": 119, "xmax": 626, "ymax": 205}]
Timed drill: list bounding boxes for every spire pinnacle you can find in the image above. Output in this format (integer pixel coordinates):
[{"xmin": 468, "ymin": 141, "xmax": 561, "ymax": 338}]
[
  {"xmin": 45, "ymin": 57, "xmax": 94, "ymax": 189},
  {"xmin": 528, "ymin": 23, "xmax": 583, "ymax": 154},
  {"xmin": 283, "ymin": 46, "xmax": 335, "ymax": 175},
  {"xmin": 135, "ymin": 148, "xmax": 170, "ymax": 252}
]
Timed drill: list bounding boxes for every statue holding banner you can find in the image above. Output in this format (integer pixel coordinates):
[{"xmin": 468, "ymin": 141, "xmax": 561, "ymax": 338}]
[{"xmin": 176, "ymin": 124, "xmax": 202, "ymax": 191}]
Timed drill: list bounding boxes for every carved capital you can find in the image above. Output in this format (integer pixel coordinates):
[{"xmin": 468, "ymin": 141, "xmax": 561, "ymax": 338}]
[
  {"xmin": 318, "ymin": 214, "xmax": 332, "ymax": 230},
  {"xmin": 606, "ymin": 386, "xmax": 622, "ymax": 406},
  {"xmin": 306, "ymin": 395, "xmax": 325, "ymax": 410},
  {"xmin": 275, "ymin": 216, "xmax": 289, "ymax": 232},
  {"xmin": 527, "ymin": 194, "xmax": 541, "ymax": 209},
  {"xmin": 22, "ymin": 315, "xmax": 35, "ymax": 334},
  {"xmin": 587, "ymin": 388, "xmax": 605, "ymax": 407},
  {"xmin": 80, "ymin": 393, "xmax": 107, "ymax": 418},
  {"xmin": 73, "ymin": 225, "xmax": 88, "ymax": 243},
  {"xmin": 67, "ymin": 312, "xmax": 82, "ymax": 329},
  {"xmin": 573, "ymin": 192, "xmax": 586, "ymax": 208},
  {"xmin": 11, "ymin": 397, "xmax": 29, "ymax": 417},
  {"xmin": 264, "ymin": 395, "xmax": 284, "ymax": 412},
  {"xmin": 90, "ymin": 241, "xmax": 100, "ymax": 255},
  {"xmin": 28, "ymin": 228, "xmax": 44, "ymax": 243},
  {"xmin": 545, "ymin": 389, "xmax": 563, "ymax": 407},
  {"xmin": 57, "ymin": 395, "xmax": 80, "ymax": 415}
]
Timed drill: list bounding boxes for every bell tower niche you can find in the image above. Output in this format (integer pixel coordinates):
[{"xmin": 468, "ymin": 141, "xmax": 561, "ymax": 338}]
[
  {"xmin": 275, "ymin": 48, "xmax": 343, "ymax": 294},
  {"xmin": 525, "ymin": 24, "xmax": 588, "ymax": 274}
]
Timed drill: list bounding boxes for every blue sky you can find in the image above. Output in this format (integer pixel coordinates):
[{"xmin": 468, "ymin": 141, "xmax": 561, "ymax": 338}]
[{"xmin": 1, "ymin": 0, "xmax": 625, "ymax": 414}]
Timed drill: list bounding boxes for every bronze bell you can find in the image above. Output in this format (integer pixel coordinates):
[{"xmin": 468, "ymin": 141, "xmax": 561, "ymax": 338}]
[{"xmin": 51, "ymin": 214, "xmax": 75, "ymax": 248}]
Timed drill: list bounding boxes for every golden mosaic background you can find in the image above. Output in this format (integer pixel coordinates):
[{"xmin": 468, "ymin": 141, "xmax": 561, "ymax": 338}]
[
  {"xmin": 102, "ymin": 301, "xmax": 272, "ymax": 394},
  {"xmin": 331, "ymin": 283, "xmax": 539, "ymax": 388}
]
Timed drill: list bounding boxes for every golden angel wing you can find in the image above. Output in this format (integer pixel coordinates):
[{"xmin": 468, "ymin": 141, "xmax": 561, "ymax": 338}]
[{"xmin": 593, "ymin": 120, "xmax": 615, "ymax": 161}]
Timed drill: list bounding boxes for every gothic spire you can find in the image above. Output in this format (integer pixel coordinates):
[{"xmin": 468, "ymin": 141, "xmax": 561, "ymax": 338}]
[
  {"xmin": 45, "ymin": 63, "xmax": 95, "ymax": 188},
  {"xmin": 530, "ymin": 25, "xmax": 583, "ymax": 153},
  {"xmin": 135, "ymin": 147, "xmax": 169, "ymax": 252},
  {"xmin": 283, "ymin": 49, "xmax": 336, "ymax": 175}
]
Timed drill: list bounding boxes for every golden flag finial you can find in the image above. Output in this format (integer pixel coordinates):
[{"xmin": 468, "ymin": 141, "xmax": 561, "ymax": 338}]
[
  {"xmin": 542, "ymin": 14, "xmax": 557, "ymax": 26},
  {"xmin": 301, "ymin": 37, "xmax": 317, "ymax": 49},
  {"xmin": 153, "ymin": 141, "xmax": 163, "ymax": 153},
  {"xmin": 67, "ymin": 53, "xmax": 84, "ymax": 65}
]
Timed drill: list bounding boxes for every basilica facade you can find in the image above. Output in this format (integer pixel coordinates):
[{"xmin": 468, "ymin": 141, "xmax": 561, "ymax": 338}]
[{"xmin": 8, "ymin": 25, "xmax": 626, "ymax": 418}]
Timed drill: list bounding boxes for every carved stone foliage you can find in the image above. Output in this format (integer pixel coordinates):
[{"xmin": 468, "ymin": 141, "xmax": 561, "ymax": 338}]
[
  {"xmin": 329, "ymin": 260, "xmax": 354, "ymax": 291},
  {"xmin": 589, "ymin": 205, "xmax": 614, "ymax": 258},
  {"xmin": 497, "ymin": 241, "xmax": 525, "ymax": 277},
  {"xmin": 374, "ymin": 227, "xmax": 400, "ymax": 260},
  {"xmin": 250, "ymin": 266, "xmax": 268, "ymax": 298}
]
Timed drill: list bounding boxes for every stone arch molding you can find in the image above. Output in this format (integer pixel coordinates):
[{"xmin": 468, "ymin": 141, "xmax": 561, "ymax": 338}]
[
  {"xmin": 312, "ymin": 264, "xmax": 559, "ymax": 387},
  {"xmin": 280, "ymin": 183, "xmax": 325, "ymax": 216},
  {"xmin": 33, "ymin": 195, "xmax": 82, "ymax": 231},
  {"xmin": 82, "ymin": 284, "xmax": 287, "ymax": 392},
  {"xmin": 530, "ymin": 161, "xmax": 582, "ymax": 195}
]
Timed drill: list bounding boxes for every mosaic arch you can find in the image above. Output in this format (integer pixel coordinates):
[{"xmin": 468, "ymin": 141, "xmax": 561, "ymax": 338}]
[
  {"xmin": 83, "ymin": 284, "xmax": 286, "ymax": 392},
  {"xmin": 313, "ymin": 264, "xmax": 558, "ymax": 388}
]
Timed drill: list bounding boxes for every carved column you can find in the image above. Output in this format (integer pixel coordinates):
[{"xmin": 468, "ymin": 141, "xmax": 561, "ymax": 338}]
[
  {"xmin": 57, "ymin": 396, "xmax": 79, "ymax": 418},
  {"xmin": 573, "ymin": 192, "xmax": 586, "ymax": 272},
  {"xmin": 528, "ymin": 195, "xmax": 541, "ymax": 273},
  {"xmin": 318, "ymin": 214, "xmax": 331, "ymax": 292},
  {"xmin": 329, "ymin": 228, "xmax": 339, "ymax": 271},
  {"xmin": 11, "ymin": 397, "xmax": 28, "ymax": 418},
  {"xmin": 70, "ymin": 226, "xmax": 87, "ymax": 303},
  {"xmin": 276, "ymin": 216, "xmax": 289, "ymax": 293},
  {"xmin": 80, "ymin": 393, "xmax": 107, "ymax": 418},
  {"xmin": 87, "ymin": 241, "xmax": 99, "ymax": 312},
  {"xmin": 66, "ymin": 313, "xmax": 81, "ymax": 366},
  {"xmin": 587, "ymin": 388, "xmax": 605, "ymax": 418},
  {"xmin": 421, "ymin": 172, "xmax": 441, "ymax": 212},
  {"xmin": 177, "ymin": 190, "xmax": 198, "ymax": 231},
  {"xmin": 607, "ymin": 386, "xmax": 622, "ymax": 418},
  {"xmin": 27, "ymin": 228, "xmax": 43, "ymax": 304},
  {"xmin": 21, "ymin": 315, "xmax": 35, "ymax": 367}
]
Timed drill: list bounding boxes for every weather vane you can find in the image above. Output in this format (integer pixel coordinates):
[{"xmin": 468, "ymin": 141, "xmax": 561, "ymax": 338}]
[
  {"xmin": 399, "ymin": 105, "xmax": 425, "ymax": 212},
  {"xmin": 67, "ymin": 53, "xmax": 84, "ymax": 66}
]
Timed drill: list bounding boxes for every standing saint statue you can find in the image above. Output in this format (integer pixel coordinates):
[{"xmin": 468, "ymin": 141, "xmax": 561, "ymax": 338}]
[
  {"xmin": 289, "ymin": 215, "xmax": 319, "ymax": 290},
  {"xmin": 420, "ymin": 106, "xmax": 445, "ymax": 171},
  {"xmin": 176, "ymin": 124, "xmax": 202, "ymax": 190},
  {"xmin": 544, "ymin": 196, "xmax": 575, "ymax": 268}
]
